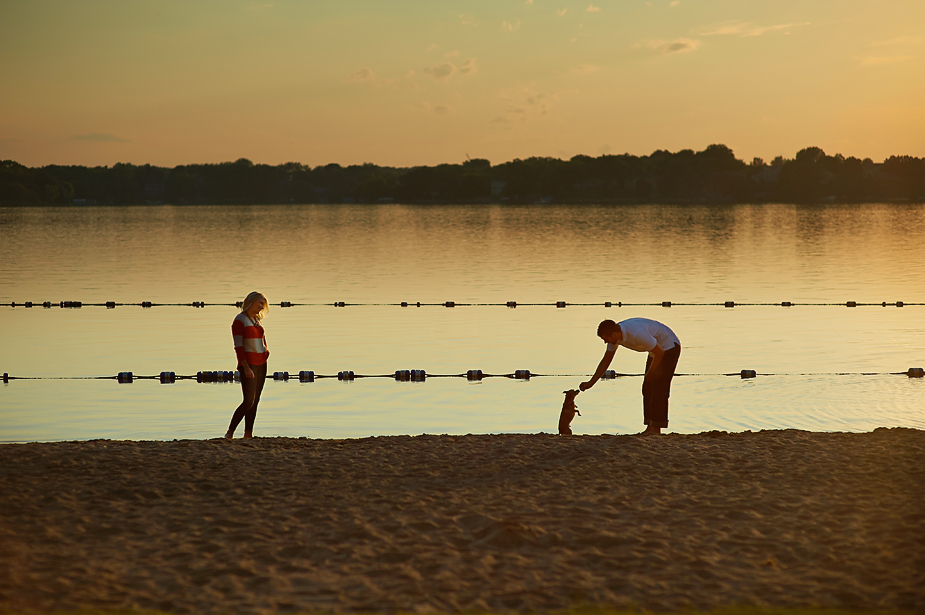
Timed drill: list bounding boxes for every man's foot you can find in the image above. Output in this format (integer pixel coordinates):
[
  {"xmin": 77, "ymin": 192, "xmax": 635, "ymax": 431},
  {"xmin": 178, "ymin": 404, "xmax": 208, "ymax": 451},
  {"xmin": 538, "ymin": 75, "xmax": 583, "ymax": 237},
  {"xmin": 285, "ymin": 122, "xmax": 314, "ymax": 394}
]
[
  {"xmin": 243, "ymin": 432, "xmax": 253, "ymax": 439},
  {"xmin": 224, "ymin": 431, "xmax": 233, "ymax": 440},
  {"xmin": 637, "ymin": 426, "xmax": 662, "ymax": 436}
]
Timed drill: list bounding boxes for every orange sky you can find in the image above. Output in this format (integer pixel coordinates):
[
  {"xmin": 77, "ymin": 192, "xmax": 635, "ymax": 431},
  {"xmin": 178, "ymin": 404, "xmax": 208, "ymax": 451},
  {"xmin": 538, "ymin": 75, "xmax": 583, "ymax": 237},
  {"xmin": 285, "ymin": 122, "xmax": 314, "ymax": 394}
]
[{"xmin": 1, "ymin": 0, "xmax": 923, "ymax": 168}]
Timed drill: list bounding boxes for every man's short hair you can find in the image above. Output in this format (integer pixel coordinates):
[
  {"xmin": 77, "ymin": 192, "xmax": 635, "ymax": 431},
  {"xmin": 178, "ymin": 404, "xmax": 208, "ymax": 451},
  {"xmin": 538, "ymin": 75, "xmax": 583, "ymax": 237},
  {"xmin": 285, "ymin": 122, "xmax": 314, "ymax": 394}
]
[{"xmin": 597, "ymin": 319, "xmax": 620, "ymax": 337}]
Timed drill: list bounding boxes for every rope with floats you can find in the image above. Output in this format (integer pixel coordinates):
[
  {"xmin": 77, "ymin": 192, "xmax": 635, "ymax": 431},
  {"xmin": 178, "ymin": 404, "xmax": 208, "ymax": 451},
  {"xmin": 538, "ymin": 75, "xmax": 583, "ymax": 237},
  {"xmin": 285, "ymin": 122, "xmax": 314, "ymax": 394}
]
[
  {"xmin": 4, "ymin": 300, "xmax": 920, "ymax": 309},
  {"xmin": 4, "ymin": 368, "xmax": 923, "ymax": 384}
]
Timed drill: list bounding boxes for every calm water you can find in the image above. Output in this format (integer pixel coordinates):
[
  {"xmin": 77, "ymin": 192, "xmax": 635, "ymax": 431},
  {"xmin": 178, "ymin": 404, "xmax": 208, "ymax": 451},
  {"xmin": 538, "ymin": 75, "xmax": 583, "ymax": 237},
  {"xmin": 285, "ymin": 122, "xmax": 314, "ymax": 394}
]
[{"xmin": 1, "ymin": 203, "xmax": 923, "ymax": 441}]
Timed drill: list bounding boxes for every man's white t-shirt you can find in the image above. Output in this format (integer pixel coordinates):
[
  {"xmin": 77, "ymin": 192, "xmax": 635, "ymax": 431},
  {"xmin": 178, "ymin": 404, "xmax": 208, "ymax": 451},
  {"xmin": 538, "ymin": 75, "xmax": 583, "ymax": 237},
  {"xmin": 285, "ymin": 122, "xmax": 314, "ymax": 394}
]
[{"xmin": 606, "ymin": 318, "xmax": 680, "ymax": 355}]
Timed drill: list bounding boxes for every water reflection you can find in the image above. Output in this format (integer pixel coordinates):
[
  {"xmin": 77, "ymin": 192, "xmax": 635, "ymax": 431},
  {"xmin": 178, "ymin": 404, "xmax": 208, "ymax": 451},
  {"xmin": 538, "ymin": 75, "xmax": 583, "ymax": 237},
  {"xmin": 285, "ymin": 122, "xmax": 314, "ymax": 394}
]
[{"xmin": 1, "ymin": 203, "xmax": 923, "ymax": 441}]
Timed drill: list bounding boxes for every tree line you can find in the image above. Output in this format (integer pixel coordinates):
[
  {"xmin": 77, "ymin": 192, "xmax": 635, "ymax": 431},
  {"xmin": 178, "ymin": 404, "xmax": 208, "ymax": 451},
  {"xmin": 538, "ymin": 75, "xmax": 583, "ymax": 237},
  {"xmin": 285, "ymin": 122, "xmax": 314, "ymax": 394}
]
[{"xmin": 1, "ymin": 145, "xmax": 923, "ymax": 206}]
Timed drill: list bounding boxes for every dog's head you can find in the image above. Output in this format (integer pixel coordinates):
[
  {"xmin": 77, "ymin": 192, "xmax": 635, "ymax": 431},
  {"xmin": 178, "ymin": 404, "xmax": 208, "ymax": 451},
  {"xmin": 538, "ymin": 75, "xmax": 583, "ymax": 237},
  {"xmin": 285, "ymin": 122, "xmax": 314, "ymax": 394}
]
[{"xmin": 562, "ymin": 389, "xmax": 580, "ymax": 406}]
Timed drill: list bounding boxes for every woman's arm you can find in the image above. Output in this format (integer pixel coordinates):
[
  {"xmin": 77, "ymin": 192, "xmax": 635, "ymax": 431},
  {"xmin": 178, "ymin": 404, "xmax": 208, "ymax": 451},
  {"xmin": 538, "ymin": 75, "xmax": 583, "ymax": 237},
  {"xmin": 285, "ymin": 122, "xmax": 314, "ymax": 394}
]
[{"xmin": 232, "ymin": 318, "xmax": 255, "ymax": 378}]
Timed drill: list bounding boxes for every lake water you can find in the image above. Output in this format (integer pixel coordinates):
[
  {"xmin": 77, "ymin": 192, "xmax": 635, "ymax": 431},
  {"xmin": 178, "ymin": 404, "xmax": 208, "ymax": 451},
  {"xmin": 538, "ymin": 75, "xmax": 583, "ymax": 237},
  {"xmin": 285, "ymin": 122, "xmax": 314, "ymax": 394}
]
[{"xmin": 1, "ymin": 203, "xmax": 923, "ymax": 442}]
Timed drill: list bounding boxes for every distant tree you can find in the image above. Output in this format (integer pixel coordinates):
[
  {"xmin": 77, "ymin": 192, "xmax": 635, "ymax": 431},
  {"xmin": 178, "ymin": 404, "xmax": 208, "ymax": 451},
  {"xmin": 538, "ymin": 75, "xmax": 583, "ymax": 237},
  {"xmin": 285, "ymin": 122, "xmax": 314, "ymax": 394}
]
[
  {"xmin": 835, "ymin": 156, "xmax": 866, "ymax": 200},
  {"xmin": 458, "ymin": 159, "xmax": 491, "ymax": 199},
  {"xmin": 493, "ymin": 157, "xmax": 572, "ymax": 201},
  {"xmin": 779, "ymin": 147, "xmax": 828, "ymax": 201},
  {"xmin": 649, "ymin": 148, "xmax": 697, "ymax": 199},
  {"xmin": 0, "ymin": 161, "xmax": 38, "ymax": 204},
  {"xmin": 0, "ymin": 180, "xmax": 39, "ymax": 204},
  {"xmin": 165, "ymin": 167, "xmax": 198, "ymax": 203},
  {"xmin": 882, "ymin": 155, "xmax": 925, "ymax": 200},
  {"xmin": 0, "ymin": 160, "xmax": 78, "ymax": 204},
  {"xmin": 795, "ymin": 147, "xmax": 826, "ymax": 165},
  {"xmin": 0, "ymin": 160, "xmax": 43, "ymax": 204},
  {"xmin": 595, "ymin": 154, "xmax": 647, "ymax": 199}
]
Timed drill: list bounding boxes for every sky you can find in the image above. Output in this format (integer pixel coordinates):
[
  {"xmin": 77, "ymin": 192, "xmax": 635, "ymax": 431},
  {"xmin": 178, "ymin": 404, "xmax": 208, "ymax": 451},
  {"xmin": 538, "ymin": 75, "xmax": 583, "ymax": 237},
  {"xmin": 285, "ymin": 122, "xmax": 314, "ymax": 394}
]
[{"xmin": 1, "ymin": 0, "xmax": 923, "ymax": 169}]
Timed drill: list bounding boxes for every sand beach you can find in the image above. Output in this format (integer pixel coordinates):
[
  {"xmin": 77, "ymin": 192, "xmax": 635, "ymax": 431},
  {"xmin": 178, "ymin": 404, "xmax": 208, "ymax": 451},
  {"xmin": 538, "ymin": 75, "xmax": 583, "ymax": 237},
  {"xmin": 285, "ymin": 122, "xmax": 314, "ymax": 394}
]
[{"xmin": 1, "ymin": 428, "xmax": 923, "ymax": 614}]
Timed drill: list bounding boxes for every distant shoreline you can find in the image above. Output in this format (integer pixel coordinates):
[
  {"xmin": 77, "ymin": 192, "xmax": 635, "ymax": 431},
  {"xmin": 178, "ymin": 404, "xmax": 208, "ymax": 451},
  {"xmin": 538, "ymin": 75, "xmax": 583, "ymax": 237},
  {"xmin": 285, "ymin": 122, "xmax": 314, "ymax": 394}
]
[{"xmin": 4, "ymin": 145, "xmax": 923, "ymax": 207}]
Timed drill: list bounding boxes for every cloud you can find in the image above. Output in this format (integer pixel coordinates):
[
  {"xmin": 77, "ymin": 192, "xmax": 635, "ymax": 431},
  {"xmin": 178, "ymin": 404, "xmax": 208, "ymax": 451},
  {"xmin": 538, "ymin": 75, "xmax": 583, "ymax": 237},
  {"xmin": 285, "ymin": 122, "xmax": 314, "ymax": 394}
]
[
  {"xmin": 557, "ymin": 8, "xmax": 568, "ymax": 17},
  {"xmin": 347, "ymin": 67, "xmax": 375, "ymax": 82},
  {"xmin": 445, "ymin": 50, "xmax": 460, "ymax": 58},
  {"xmin": 525, "ymin": 0, "xmax": 534, "ymax": 4},
  {"xmin": 492, "ymin": 86, "xmax": 566, "ymax": 128},
  {"xmin": 586, "ymin": 3, "xmax": 601, "ymax": 12},
  {"xmin": 503, "ymin": 20, "xmax": 521, "ymax": 32},
  {"xmin": 347, "ymin": 67, "xmax": 425, "ymax": 91},
  {"xmin": 670, "ymin": 1, "xmax": 680, "ymax": 6},
  {"xmin": 700, "ymin": 20, "xmax": 810, "ymax": 37},
  {"xmin": 425, "ymin": 62, "xmax": 457, "ymax": 81},
  {"xmin": 863, "ymin": 36, "xmax": 921, "ymax": 64},
  {"xmin": 871, "ymin": 35, "xmax": 924, "ymax": 47},
  {"xmin": 400, "ymin": 70, "xmax": 420, "ymax": 90},
  {"xmin": 524, "ymin": 92, "xmax": 553, "ymax": 113},
  {"xmin": 421, "ymin": 102, "xmax": 453, "ymax": 116},
  {"xmin": 71, "ymin": 133, "xmax": 129, "ymax": 142},
  {"xmin": 497, "ymin": 86, "xmax": 563, "ymax": 124},
  {"xmin": 570, "ymin": 63, "xmax": 599, "ymax": 74},
  {"xmin": 459, "ymin": 13, "xmax": 478, "ymax": 27},
  {"xmin": 490, "ymin": 116, "xmax": 513, "ymax": 130},
  {"xmin": 424, "ymin": 59, "xmax": 477, "ymax": 82},
  {"xmin": 643, "ymin": 38, "xmax": 701, "ymax": 54},
  {"xmin": 458, "ymin": 58, "xmax": 478, "ymax": 74},
  {"xmin": 861, "ymin": 55, "xmax": 914, "ymax": 66}
]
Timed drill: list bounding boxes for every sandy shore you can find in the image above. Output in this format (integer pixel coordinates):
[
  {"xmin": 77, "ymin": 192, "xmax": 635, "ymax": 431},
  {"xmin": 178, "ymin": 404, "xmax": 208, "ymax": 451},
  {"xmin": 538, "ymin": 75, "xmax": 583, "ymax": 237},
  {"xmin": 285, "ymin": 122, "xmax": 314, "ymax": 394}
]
[{"xmin": 1, "ymin": 428, "xmax": 923, "ymax": 614}]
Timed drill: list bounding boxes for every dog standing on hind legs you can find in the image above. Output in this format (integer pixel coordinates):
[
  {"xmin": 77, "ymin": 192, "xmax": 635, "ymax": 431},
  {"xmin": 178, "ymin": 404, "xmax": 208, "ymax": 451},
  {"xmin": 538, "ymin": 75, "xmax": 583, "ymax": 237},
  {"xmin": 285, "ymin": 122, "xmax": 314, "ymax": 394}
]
[{"xmin": 558, "ymin": 389, "xmax": 581, "ymax": 435}]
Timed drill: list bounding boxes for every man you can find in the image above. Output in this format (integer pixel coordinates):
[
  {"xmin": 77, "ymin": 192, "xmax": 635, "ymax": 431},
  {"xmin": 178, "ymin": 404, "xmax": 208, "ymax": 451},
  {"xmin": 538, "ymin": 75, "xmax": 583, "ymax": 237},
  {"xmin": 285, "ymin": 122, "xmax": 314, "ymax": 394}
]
[{"xmin": 580, "ymin": 318, "xmax": 681, "ymax": 436}]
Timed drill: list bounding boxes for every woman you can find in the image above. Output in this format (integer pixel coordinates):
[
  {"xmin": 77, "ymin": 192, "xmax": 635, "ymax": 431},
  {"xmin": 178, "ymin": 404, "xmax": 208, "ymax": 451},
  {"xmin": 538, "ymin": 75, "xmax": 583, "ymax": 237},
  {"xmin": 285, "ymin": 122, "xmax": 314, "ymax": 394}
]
[{"xmin": 225, "ymin": 292, "xmax": 270, "ymax": 439}]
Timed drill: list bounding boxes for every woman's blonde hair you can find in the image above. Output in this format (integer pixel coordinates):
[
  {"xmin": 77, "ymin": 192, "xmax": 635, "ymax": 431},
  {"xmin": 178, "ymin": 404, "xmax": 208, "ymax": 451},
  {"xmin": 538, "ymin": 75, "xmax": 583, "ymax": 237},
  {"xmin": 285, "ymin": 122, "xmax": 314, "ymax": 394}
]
[{"xmin": 241, "ymin": 291, "xmax": 269, "ymax": 323}]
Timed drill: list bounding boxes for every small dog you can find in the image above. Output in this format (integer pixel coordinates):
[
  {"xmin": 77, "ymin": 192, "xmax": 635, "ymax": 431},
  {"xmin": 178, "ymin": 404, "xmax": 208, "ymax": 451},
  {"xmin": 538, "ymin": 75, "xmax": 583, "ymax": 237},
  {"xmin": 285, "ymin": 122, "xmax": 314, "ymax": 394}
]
[{"xmin": 558, "ymin": 389, "xmax": 581, "ymax": 435}]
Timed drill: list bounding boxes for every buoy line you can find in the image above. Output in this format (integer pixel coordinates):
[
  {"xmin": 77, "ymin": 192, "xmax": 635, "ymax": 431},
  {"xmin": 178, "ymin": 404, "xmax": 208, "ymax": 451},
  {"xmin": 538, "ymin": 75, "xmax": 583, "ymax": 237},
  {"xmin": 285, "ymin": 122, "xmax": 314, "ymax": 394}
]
[
  {"xmin": 4, "ymin": 368, "xmax": 923, "ymax": 384},
  {"xmin": 4, "ymin": 300, "xmax": 919, "ymax": 309}
]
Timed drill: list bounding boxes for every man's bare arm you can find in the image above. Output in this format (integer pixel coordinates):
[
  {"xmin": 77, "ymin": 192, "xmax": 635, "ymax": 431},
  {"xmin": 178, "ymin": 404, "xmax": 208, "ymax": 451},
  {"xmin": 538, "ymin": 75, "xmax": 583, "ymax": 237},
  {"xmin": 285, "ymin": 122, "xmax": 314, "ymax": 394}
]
[{"xmin": 580, "ymin": 348, "xmax": 616, "ymax": 391}]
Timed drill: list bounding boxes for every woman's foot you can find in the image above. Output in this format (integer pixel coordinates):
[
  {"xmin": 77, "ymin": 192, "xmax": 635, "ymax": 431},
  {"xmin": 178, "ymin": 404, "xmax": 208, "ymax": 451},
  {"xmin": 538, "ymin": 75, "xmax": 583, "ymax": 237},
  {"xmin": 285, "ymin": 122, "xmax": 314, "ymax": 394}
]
[
  {"xmin": 224, "ymin": 430, "xmax": 234, "ymax": 440},
  {"xmin": 243, "ymin": 432, "xmax": 253, "ymax": 439},
  {"xmin": 637, "ymin": 426, "xmax": 663, "ymax": 436}
]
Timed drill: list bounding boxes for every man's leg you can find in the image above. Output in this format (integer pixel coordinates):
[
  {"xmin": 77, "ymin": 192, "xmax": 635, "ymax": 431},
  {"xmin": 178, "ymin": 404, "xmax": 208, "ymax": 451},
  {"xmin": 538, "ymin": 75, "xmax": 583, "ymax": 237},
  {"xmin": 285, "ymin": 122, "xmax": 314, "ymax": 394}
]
[
  {"xmin": 640, "ymin": 355, "xmax": 662, "ymax": 433},
  {"xmin": 641, "ymin": 345, "xmax": 680, "ymax": 435}
]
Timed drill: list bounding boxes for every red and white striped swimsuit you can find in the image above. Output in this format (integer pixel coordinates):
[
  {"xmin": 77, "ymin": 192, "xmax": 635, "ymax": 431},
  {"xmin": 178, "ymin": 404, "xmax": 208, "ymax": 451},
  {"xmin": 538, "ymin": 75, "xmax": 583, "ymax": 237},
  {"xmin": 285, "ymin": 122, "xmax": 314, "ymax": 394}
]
[{"xmin": 232, "ymin": 313, "xmax": 269, "ymax": 367}]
